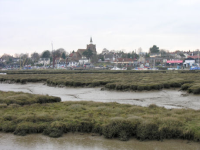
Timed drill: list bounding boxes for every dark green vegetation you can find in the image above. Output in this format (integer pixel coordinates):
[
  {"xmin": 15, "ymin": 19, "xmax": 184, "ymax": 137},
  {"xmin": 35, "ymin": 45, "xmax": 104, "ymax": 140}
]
[
  {"xmin": 0, "ymin": 98, "xmax": 200, "ymax": 141},
  {"xmin": 0, "ymin": 91, "xmax": 61, "ymax": 106},
  {"xmin": 1, "ymin": 71, "xmax": 200, "ymax": 94}
]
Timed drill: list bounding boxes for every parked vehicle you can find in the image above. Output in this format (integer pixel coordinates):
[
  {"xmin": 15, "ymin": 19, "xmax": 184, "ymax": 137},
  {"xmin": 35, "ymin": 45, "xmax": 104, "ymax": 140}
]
[{"xmin": 111, "ymin": 66, "xmax": 127, "ymax": 70}]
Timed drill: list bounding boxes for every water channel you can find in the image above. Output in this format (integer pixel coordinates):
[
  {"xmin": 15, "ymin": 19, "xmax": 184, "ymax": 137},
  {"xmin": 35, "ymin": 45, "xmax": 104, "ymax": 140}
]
[
  {"xmin": 0, "ymin": 83, "xmax": 200, "ymax": 109},
  {"xmin": 1, "ymin": 83, "xmax": 200, "ymax": 149},
  {"xmin": 0, "ymin": 133, "xmax": 199, "ymax": 150}
]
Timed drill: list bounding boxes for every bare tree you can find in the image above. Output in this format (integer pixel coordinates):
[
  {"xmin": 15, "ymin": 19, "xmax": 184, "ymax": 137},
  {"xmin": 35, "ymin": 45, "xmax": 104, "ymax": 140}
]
[
  {"xmin": 52, "ymin": 49, "xmax": 62, "ymax": 68},
  {"xmin": 20, "ymin": 53, "xmax": 29, "ymax": 59},
  {"xmin": 14, "ymin": 53, "xmax": 20, "ymax": 58},
  {"xmin": 19, "ymin": 53, "xmax": 29, "ymax": 67},
  {"xmin": 1, "ymin": 54, "xmax": 12, "ymax": 63},
  {"xmin": 137, "ymin": 47, "xmax": 142, "ymax": 55},
  {"xmin": 31, "ymin": 52, "xmax": 40, "ymax": 62},
  {"xmin": 57, "ymin": 48, "xmax": 66, "ymax": 54}
]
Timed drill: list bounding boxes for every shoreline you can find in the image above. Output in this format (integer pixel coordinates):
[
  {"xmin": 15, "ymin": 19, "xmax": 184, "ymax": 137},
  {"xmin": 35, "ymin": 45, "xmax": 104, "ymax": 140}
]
[{"xmin": 0, "ymin": 132, "xmax": 199, "ymax": 150}]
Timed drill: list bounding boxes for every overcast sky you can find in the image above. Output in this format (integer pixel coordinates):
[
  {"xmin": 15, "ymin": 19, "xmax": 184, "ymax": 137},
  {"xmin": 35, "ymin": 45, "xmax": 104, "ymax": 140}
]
[{"xmin": 0, "ymin": 0, "xmax": 200, "ymax": 56}]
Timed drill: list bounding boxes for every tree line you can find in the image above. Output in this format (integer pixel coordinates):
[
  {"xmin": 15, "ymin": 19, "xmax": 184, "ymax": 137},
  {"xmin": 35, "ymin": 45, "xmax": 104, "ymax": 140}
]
[{"xmin": 0, "ymin": 48, "xmax": 68, "ymax": 68}]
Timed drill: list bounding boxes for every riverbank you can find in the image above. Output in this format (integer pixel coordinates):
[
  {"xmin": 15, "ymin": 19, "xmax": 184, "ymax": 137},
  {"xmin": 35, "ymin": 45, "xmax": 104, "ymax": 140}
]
[
  {"xmin": 0, "ymin": 133, "xmax": 199, "ymax": 150},
  {"xmin": 1, "ymin": 93, "xmax": 200, "ymax": 141}
]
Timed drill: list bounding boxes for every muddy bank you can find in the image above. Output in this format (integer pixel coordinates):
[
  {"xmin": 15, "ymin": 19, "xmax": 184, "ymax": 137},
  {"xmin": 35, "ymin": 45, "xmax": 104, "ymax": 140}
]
[
  {"xmin": 0, "ymin": 133, "xmax": 199, "ymax": 150},
  {"xmin": 0, "ymin": 83, "xmax": 200, "ymax": 110}
]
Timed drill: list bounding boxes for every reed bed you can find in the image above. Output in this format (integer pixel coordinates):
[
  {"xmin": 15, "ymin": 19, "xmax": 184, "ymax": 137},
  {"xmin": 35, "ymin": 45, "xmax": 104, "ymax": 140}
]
[
  {"xmin": 1, "ymin": 72, "xmax": 200, "ymax": 94},
  {"xmin": 0, "ymin": 91, "xmax": 61, "ymax": 106},
  {"xmin": 0, "ymin": 100, "xmax": 200, "ymax": 141}
]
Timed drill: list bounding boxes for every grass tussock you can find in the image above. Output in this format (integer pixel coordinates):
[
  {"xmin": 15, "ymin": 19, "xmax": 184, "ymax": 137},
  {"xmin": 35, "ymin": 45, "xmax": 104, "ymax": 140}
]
[{"xmin": 0, "ymin": 91, "xmax": 61, "ymax": 105}]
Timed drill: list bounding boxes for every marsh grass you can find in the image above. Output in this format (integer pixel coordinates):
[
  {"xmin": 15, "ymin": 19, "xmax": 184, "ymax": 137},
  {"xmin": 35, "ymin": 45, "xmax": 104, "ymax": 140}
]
[
  {"xmin": 0, "ymin": 91, "xmax": 61, "ymax": 105},
  {"xmin": 1, "ymin": 71, "xmax": 200, "ymax": 94},
  {"xmin": 188, "ymin": 84, "xmax": 200, "ymax": 94},
  {"xmin": 0, "ymin": 103, "xmax": 7, "ymax": 108},
  {"xmin": 0, "ymin": 99, "xmax": 200, "ymax": 141},
  {"xmin": 1, "ymin": 71, "xmax": 200, "ymax": 141}
]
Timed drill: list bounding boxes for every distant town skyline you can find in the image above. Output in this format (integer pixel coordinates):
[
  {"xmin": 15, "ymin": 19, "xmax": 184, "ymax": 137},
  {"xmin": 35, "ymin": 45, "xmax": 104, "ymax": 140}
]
[{"xmin": 0, "ymin": 0, "xmax": 200, "ymax": 56}]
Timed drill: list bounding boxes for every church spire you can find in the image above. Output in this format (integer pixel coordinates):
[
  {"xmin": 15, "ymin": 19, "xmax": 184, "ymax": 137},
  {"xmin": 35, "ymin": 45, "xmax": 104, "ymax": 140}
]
[{"xmin": 90, "ymin": 37, "xmax": 93, "ymax": 44}]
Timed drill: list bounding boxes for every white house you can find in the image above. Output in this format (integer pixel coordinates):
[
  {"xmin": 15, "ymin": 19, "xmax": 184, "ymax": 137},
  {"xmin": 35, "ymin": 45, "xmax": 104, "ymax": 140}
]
[
  {"xmin": 183, "ymin": 58, "xmax": 195, "ymax": 68},
  {"xmin": 68, "ymin": 61, "xmax": 79, "ymax": 67},
  {"xmin": 150, "ymin": 53, "xmax": 161, "ymax": 58},
  {"xmin": 104, "ymin": 53, "xmax": 115, "ymax": 62},
  {"xmin": 79, "ymin": 57, "xmax": 89, "ymax": 65},
  {"xmin": 38, "ymin": 58, "xmax": 50, "ymax": 65}
]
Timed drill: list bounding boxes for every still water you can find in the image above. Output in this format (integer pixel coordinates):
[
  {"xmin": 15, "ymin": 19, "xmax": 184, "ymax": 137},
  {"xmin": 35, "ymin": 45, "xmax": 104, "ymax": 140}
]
[
  {"xmin": 0, "ymin": 133, "xmax": 199, "ymax": 150},
  {"xmin": 0, "ymin": 83, "xmax": 200, "ymax": 109}
]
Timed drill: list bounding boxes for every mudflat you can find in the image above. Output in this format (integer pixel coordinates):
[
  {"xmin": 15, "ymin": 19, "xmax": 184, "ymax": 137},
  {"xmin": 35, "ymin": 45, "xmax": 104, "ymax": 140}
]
[{"xmin": 0, "ymin": 83, "xmax": 199, "ymax": 109}]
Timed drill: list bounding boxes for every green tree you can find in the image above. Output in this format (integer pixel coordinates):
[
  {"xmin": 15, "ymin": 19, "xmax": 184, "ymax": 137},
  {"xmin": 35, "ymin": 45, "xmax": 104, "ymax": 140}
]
[
  {"xmin": 131, "ymin": 51, "xmax": 139, "ymax": 59},
  {"xmin": 149, "ymin": 45, "xmax": 159, "ymax": 53},
  {"xmin": 98, "ymin": 54, "xmax": 104, "ymax": 61},
  {"xmin": 61, "ymin": 53, "xmax": 66, "ymax": 59},
  {"xmin": 82, "ymin": 49, "xmax": 93, "ymax": 59},
  {"xmin": 127, "ymin": 53, "xmax": 131, "ymax": 58},
  {"xmin": 145, "ymin": 53, "xmax": 150, "ymax": 58},
  {"xmin": 121, "ymin": 53, "xmax": 127, "ymax": 58},
  {"xmin": 41, "ymin": 50, "xmax": 51, "ymax": 58}
]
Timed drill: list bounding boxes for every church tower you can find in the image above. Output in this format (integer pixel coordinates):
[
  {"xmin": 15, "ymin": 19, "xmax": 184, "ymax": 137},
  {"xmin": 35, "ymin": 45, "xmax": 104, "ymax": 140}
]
[
  {"xmin": 87, "ymin": 37, "xmax": 96, "ymax": 54},
  {"xmin": 90, "ymin": 37, "xmax": 93, "ymax": 44}
]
